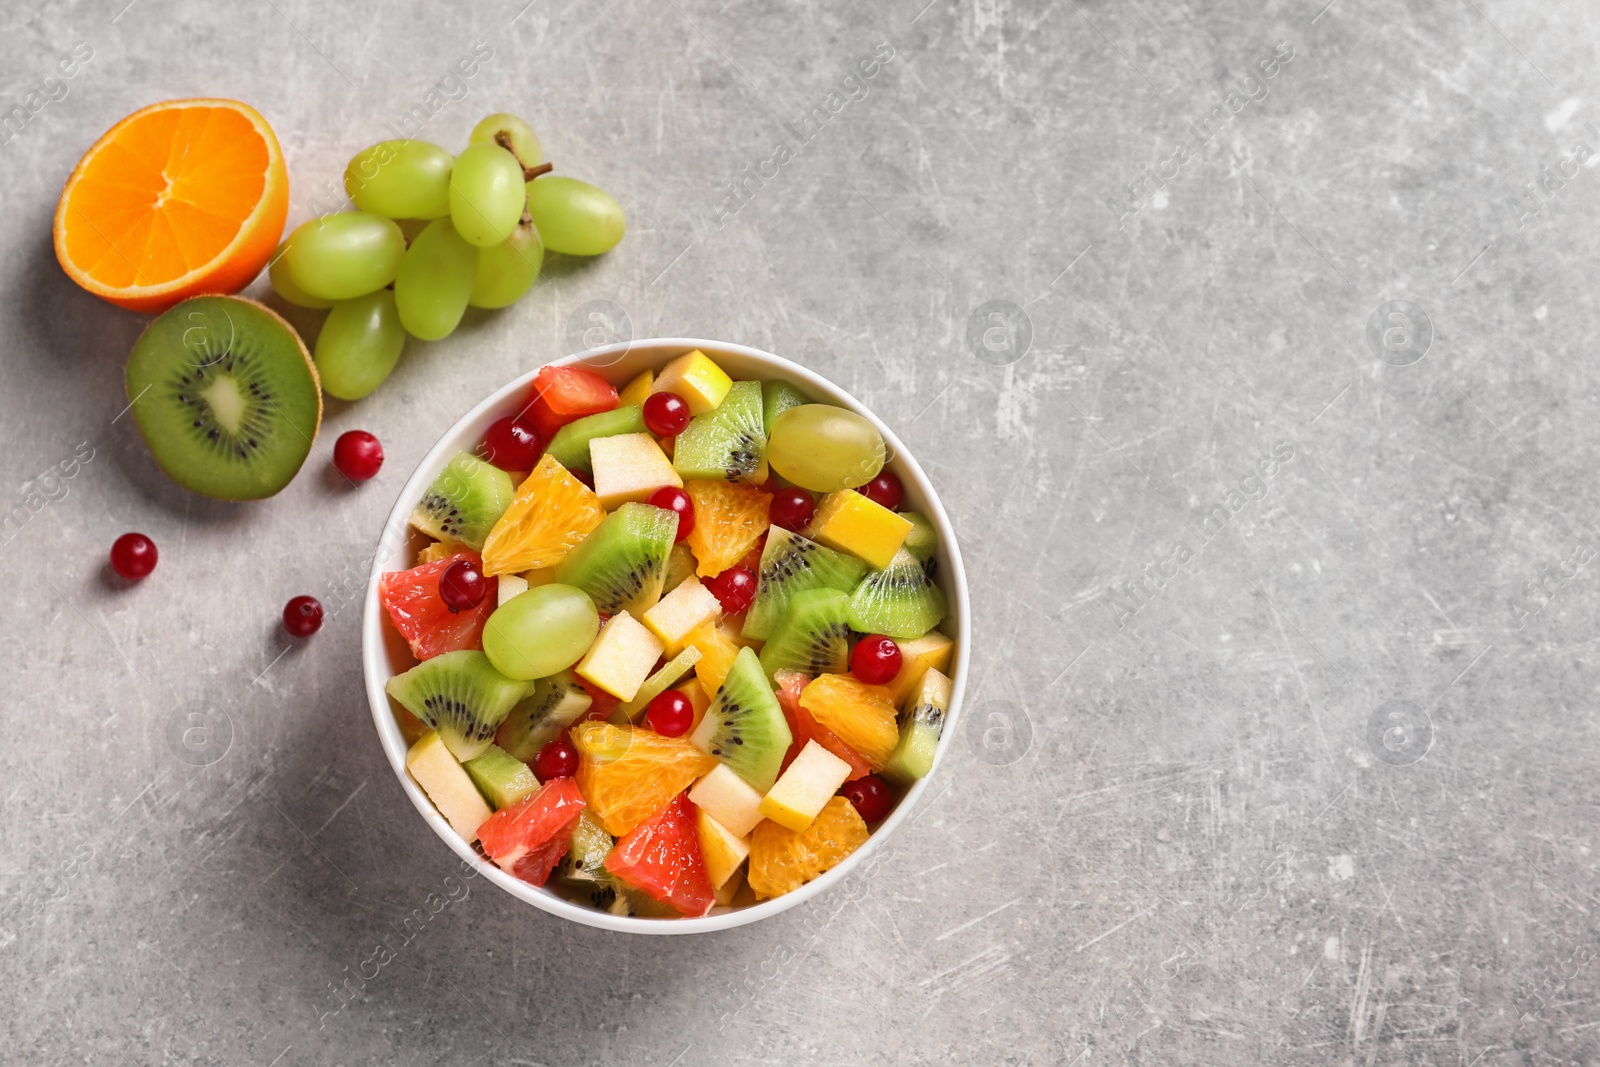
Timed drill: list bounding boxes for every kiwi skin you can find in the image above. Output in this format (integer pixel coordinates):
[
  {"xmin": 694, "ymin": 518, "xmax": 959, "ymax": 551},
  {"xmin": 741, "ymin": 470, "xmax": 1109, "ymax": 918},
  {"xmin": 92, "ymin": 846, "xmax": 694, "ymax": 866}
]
[{"xmin": 126, "ymin": 295, "xmax": 322, "ymax": 501}]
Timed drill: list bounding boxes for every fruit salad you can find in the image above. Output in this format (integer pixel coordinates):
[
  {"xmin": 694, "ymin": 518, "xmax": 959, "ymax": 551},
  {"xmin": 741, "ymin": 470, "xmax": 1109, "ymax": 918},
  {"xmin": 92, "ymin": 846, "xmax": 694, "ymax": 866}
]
[{"xmin": 380, "ymin": 351, "xmax": 957, "ymax": 918}]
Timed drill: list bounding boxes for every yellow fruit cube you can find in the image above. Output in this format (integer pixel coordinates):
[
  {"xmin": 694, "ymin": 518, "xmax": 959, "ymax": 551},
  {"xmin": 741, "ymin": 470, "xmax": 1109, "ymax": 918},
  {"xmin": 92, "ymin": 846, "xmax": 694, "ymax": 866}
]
[
  {"xmin": 688, "ymin": 761, "xmax": 765, "ymax": 837},
  {"xmin": 405, "ymin": 731, "xmax": 494, "ymax": 843},
  {"xmin": 679, "ymin": 679, "xmax": 712, "ymax": 734},
  {"xmin": 642, "ymin": 575, "xmax": 723, "ymax": 656},
  {"xmin": 684, "ymin": 619, "xmax": 741, "ymax": 699},
  {"xmin": 758, "ymin": 740, "xmax": 853, "ymax": 832},
  {"xmin": 695, "ymin": 807, "xmax": 751, "ymax": 889},
  {"xmin": 885, "ymin": 631, "xmax": 955, "ymax": 707},
  {"xmin": 652, "ymin": 350, "xmax": 732, "ymax": 416},
  {"xmin": 809, "ymin": 490, "xmax": 913, "ymax": 570},
  {"xmin": 590, "ymin": 433, "xmax": 682, "ymax": 511},
  {"xmin": 618, "ymin": 369, "xmax": 654, "ymax": 407},
  {"xmin": 576, "ymin": 611, "xmax": 665, "ymax": 701},
  {"xmin": 713, "ymin": 868, "xmax": 744, "ymax": 907}
]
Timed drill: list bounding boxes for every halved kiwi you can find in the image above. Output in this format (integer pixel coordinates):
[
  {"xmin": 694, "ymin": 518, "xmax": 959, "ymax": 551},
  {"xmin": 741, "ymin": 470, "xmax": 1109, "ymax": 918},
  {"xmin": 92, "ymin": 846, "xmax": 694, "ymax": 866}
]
[
  {"xmin": 688, "ymin": 647, "xmax": 791, "ymax": 792},
  {"xmin": 758, "ymin": 587, "xmax": 850, "ymax": 680},
  {"xmin": 386, "ymin": 650, "xmax": 533, "ymax": 761},
  {"xmin": 673, "ymin": 379, "xmax": 767, "ymax": 483},
  {"xmin": 553, "ymin": 502, "xmax": 677, "ymax": 615},
  {"xmin": 847, "ymin": 549, "xmax": 948, "ymax": 640},
  {"xmin": 125, "ymin": 295, "xmax": 322, "ymax": 500}
]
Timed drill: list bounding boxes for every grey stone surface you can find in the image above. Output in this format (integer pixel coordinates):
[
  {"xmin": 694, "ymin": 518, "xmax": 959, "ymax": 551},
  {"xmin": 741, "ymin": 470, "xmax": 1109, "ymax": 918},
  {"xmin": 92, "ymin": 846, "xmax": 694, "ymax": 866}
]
[{"xmin": 3, "ymin": 0, "xmax": 1599, "ymax": 1063}]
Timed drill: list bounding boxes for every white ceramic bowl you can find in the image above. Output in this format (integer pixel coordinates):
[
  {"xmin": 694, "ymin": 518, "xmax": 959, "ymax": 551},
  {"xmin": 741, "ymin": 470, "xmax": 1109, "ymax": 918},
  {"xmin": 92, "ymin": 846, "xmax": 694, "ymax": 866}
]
[{"xmin": 362, "ymin": 338, "xmax": 970, "ymax": 934}]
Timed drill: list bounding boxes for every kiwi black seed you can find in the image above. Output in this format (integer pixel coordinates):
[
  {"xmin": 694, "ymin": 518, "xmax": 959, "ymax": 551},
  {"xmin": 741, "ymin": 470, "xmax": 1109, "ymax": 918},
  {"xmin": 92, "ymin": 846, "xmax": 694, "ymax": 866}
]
[{"xmin": 125, "ymin": 295, "xmax": 322, "ymax": 500}]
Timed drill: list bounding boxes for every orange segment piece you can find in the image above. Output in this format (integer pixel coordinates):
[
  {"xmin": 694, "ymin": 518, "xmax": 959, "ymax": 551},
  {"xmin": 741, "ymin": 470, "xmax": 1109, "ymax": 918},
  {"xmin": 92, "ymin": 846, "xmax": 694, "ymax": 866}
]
[
  {"xmin": 481, "ymin": 454, "xmax": 606, "ymax": 576},
  {"xmin": 798, "ymin": 674, "xmax": 899, "ymax": 770},
  {"xmin": 684, "ymin": 480, "xmax": 771, "ymax": 577},
  {"xmin": 572, "ymin": 722, "xmax": 717, "ymax": 837},
  {"xmin": 748, "ymin": 795, "xmax": 869, "ymax": 899},
  {"xmin": 53, "ymin": 98, "xmax": 288, "ymax": 313}
]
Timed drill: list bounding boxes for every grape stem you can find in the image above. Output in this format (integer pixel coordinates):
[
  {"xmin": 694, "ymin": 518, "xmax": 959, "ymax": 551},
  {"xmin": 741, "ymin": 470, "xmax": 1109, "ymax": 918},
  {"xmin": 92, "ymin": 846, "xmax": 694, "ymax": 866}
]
[
  {"xmin": 492, "ymin": 129, "xmax": 554, "ymax": 181},
  {"xmin": 524, "ymin": 161, "xmax": 554, "ymax": 182}
]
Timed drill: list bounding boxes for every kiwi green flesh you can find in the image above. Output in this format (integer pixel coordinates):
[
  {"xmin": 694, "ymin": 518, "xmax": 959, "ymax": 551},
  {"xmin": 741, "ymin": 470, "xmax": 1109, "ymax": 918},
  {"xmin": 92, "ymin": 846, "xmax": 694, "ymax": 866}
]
[
  {"xmin": 690, "ymin": 647, "xmax": 791, "ymax": 792},
  {"xmin": 462, "ymin": 744, "xmax": 538, "ymax": 809},
  {"xmin": 126, "ymin": 295, "xmax": 321, "ymax": 500},
  {"xmin": 882, "ymin": 690, "xmax": 947, "ymax": 784},
  {"xmin": 742, "ymin": 526, "xmax": 871, "ymax": 641},
  {"xmin": 410, "ymin": 452, "xmax": 515, "ymax": 551},
  {"xmin": 494, "ymin": 670, "xmax": 591, "ymax": 762},
  {"xmin": 559, "ymin": 810, "xmax": 614, "ymax": 884},
  {"xmin": 758, "ymin": 588, "xmax": 850, "ymax": 681},
  {"xmin": 544, "ymin": 405, "xmax": 645, "ymax": 473},
  {"xmin": 662, "ymin": 542, "xmax": 696, "ymax": 595},
  {"xmin": 846, "ymin": 549, "xmax": 948, "ymax": 640},
  {"xmin": 553, "ymin": 502, "xmax": 676, "ymax": 615},
  {"xmin": 386, "ymin": 650, "xmax": 533, "ymax": 761},
  {"xmin": 673, "ymin": 379, "xmax": 766, "ymax": 482},
  {"xmin": 762, "ymin": 379, "xmax": 808, "ymax": 436}
]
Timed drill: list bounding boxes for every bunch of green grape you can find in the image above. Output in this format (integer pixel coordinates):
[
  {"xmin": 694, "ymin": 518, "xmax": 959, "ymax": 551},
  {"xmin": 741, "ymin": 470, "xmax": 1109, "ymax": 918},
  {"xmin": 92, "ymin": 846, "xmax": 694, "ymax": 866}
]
[{"xmin": 270, "ymin": 113, "xmax": 627, "ymax": 401}]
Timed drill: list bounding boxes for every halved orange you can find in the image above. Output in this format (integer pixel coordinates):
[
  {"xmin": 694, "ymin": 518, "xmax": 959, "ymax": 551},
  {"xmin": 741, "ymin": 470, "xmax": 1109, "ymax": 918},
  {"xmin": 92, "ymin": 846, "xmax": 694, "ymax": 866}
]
[{"xmin": 53, "ymin": 98, "xmax": 288, "ymax": 313}]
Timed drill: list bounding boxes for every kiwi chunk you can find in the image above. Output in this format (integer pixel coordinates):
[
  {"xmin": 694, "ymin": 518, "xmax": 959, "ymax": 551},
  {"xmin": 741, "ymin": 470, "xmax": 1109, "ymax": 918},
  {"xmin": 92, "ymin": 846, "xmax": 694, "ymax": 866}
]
[
  {"xmin": 847, "ymin": 549, "xmax": 948, "ymax": 640},
  {"xmin": 883, "ymin": 667, "xmax": 951, "ymax": 784},
  {"xmin": 560, "ymin": 809, "xmax": 615, "ymax": 884},
  {"xmin": 410, "ymin": 452, "xmax": 515, "ymax": 551},
  {"xmin": 742, "ymin": 526, "xmax": 871, "ymax": 642},
  {"xmin": 386, "ymin": 650, "xmax": 533, "ymax": 761},
  {"xmin": 901, "ymin": 512, "xmax": 938, "ymax": 577},
  {"xmin": 673, "ymin": 380, "xmax": 767, "ymax": 483},
  {"xmin": 688, "ymin": 647, "xmax": 792, "ymax": 792},
  {"xmin": 663, "ymin": 542, "xmax": 696, "ymax": 595},
  {"xmin": 463, "ymin": 744, "xmax": 538, "ymax": 808},
  {"xmin": 544, "ymin": 405, "xmax": 646, "ymax": 473},
  {"xmin": 494, "ymin": 670, "xmax": 592, "ymax": 762},
  {"xmin": 553, "ymin": 502, "xmax": 677, "ymax": 615},
  {"xmin": 758, "ymin": 588, "xmax": 850, "ymax": 681},
  {"xmin": 126, "ymin": 295, "xmax": 322, "ymax": 500},
  {"xmin": 762, "ymin": 379, "xmax": 808, "ymax": 436}
]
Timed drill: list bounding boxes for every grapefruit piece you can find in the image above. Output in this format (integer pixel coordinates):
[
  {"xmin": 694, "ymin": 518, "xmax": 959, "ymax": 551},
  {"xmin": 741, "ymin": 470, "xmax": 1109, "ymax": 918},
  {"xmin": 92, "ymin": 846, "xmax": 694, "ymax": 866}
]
[
  {"xmin": 748, "ymin": 795, "xmax": 869, "ymax": 900},
  {"xmin": 54, "ymin": 98, "xmax": 289, "ymax": 313},
  {"xmin": 477, "ymin": 778, "xmax": 587, "ymax": 887},
  {"xmin": 572, "ymin": 722, "xmax": 715, "ymax": 837},
  {"xmin": 480, "ymin": 453, "xmax": 606, "ymax": 575},
  {"xmin": 604, "ymin": 794, "xmax": 714, "ymax": 916},
  {"xmin": 379, "ymin": 550, "xmax": 499, "ymax": 660},
  {"xmin": 683, "ymin": 479, "xmax": 771, "ymax": 577}
]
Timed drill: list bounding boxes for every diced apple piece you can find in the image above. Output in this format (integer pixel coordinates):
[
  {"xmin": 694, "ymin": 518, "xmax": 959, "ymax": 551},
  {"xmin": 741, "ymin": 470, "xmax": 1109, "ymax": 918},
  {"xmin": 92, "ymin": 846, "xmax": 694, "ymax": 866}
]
[
  {"xmin": 758, "ymin": 740, "xmax": 852, "ymax": 832},
  {"xmin": 651, "ymin": 349, "xmax": 732, "ymax": 416},
  {"xmin": 809, "ymin": 490, "xmax": 913, "ymax": 570},
  {"xmin": 885, "ymin": 631, "xmax": 954, "ymax": 707},
  {"xmin": 695, "ymin": 807, "xmax": 751, "ymax": 890},
  {"xmin": 643, "ymin": 575, "xmax": 723, "ymax": 656},
  {"xmin": 497, "ymin": 573, "xmax": 529, "ymax": 607},
  {"xmin": 688, "ymin": 761, "xmax": 765, "ymax": 837},
  {"xmin": 576, "ymin": 611, "xmax": 665, "ymax": 701},
  {"xmin": 590, "ymin": 433, "xmax": 682, "ymax": 511},
  {"xmin": 406, "ymin": 730, "xmax": 494, "ymax": 843}
]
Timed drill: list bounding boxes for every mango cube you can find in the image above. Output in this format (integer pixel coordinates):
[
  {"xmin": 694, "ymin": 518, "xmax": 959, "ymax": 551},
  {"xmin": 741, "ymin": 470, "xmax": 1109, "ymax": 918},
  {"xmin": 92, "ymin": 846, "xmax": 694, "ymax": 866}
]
[
  {"xmin": 758, "ymin": 740, "xmax": 853, "ymax": 832},
  {"xmin": 405, "ymin": 731, "xmax": 494, "ymax": 843},
  {"xmin": 590, "ymin": 433, "xmax": 682, "ymax": 511},
  {"xmin": 688, "ymin": 761, "xmax": 765, "ymax": 837},
  {"xmin": 809, "ymin": 490, "xmax": 913, "ymax": 570},
  {"xmin": 576, "ymin": 610, "xmax": 665, "ymax": 701},
  {"xmin": 695, "ymin": 807, "xmax": 751, "ymax": 890},
  {"xmin": 618, "ymin": 369, "xmax": 654, "ymax": 407},
  {"xmin": 642, "ymin": 575, "xmax": 723, "ymax": 656},
  {"xmin": 885, "ymin": 631, "xmax": 955, "ymax": 707},
  {"xmin": 684, "ymin": 619, "xmax": 741, "ymax": 699},
  {"xmin": 652, "ymin": 350, "xmax": 732, "ymax": 416}
]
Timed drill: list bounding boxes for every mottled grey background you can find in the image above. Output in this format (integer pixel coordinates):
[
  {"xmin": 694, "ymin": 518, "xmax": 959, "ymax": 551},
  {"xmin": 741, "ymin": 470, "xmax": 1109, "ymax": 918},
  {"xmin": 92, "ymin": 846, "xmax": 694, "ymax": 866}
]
[{"xmin": 3, "ymin": 0, "xmax": 1598, "ymax": 1063}]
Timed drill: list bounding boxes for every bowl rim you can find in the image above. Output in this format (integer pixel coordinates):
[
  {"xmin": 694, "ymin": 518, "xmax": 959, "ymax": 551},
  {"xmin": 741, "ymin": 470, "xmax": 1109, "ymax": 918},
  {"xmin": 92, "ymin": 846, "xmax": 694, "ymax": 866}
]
[{"xmin": 361, "ymin": 337, "xmax": 971, "ymax": 934}]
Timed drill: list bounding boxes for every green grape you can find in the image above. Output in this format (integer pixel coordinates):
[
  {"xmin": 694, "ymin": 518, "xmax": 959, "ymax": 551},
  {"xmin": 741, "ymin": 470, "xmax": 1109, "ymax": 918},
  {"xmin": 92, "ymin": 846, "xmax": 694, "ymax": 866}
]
[
  {"xmin": 344, "ymin": 140, "xmax": 454, "ymax": 219},
  {"xmin": 469, "ymin": 113, "xmax": 541, "ymax": 169},
  {"xmin": 313, "ymin": 290, "xmax": 406, "ymax": 400},
  {"xmin": 394, "ymin": 218, "xmax": 478, "ymax": 340},
  {"xmin": 482, "ymin": 584, "xmax": 599, "ymax": 680},
  {"xmin": 283, "ymin": 212, "xmax": 406, "ymax": 301},
  {"xmin": 449, "ymin": 143, "xmax": 527, "ymax": 247},
  {"xmin": 267, "ymin": 242, "xmax": 333, "ymax": 308},
  {"xmin": 525, "ymin": 176, "xmax": 625, "ymax": 256},
  {"xmin": 469, "ymin": 219, "xmax": 543, "ymax": 309},
  {"xmin": 766, "ymin": 405, "xmax": 886, "ymax": 492}
]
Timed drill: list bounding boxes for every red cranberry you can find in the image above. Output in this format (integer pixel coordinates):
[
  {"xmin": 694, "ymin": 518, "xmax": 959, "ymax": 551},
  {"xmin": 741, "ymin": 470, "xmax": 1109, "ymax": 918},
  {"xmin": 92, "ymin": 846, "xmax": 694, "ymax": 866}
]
[
  {"xmin": 439, "ymin": 559, "xmax": 487, "ymax": 613},
  {"xmin": 707, "ymin": 565, "xmax": 757, "ymax": 615},
  {"xmin": 481, "ymin": 417, "xmax": 541, "ymax": 471},
  {"xmin": 841, "ymin": 774, "xmax": 893, "ymax": 823},
  {"xmin": 283, "ymin": 595, "xmax": 323, "ymax": 637},
  {"xmin": 109, "ymin": 533, "xmax": 158, "ymax": 580},
  {"xmin": 858, "ymin": 471, "xmax": 903, "ymax": 511},
  {"xmin": 535, "ymin": 734, "xmax": 579, "ymax": 780},
  {"xmin": 850, "ymin": 635, "xmax": 902, "ymax": 685},
  {"xmin": 332, "ymin": 430, "xmax": 384, "ymax": 482},
  {"xmin": 571, "ymin": 468, "xmax": 594, "ymax": 489},
  {"xmin": 645, "ymin": 690, "xmax": 695, "ymax": 737},
  {"xmin": 648, "ymin": 486, "xmax": 695, "ymax": 542},
  {"xmin": 768, "ymin": 487, "xmax": 815, "ymax": 532},
  {"xmin": 642, "ymin": 391, "xmax": 690, "ymax": 437}
]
